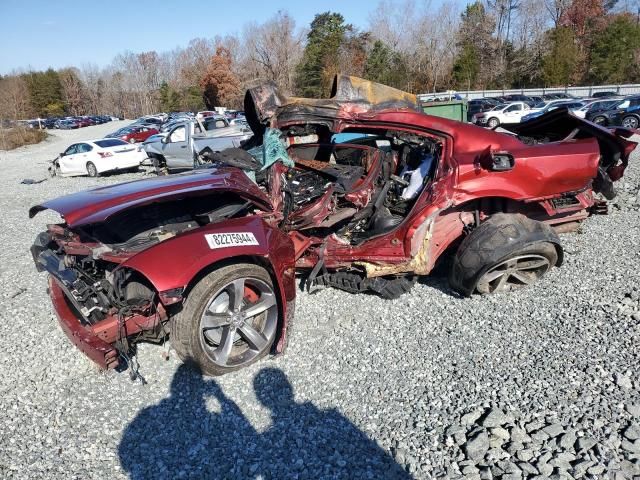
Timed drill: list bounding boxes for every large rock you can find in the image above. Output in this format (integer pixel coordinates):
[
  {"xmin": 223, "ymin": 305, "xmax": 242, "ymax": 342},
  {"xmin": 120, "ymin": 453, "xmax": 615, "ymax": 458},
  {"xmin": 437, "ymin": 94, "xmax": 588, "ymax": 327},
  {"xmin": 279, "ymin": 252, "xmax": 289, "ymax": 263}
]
[
  {"xmin": 623, "ymin": 423, "xmax": 640, "ymax": 441},
  {"xmin": 465, "ymin": 431, "xmax": 490, "ymax": 461},
  {"xmin": 480, "ymin": 409, "xmax": 514, "ymax": 428}
]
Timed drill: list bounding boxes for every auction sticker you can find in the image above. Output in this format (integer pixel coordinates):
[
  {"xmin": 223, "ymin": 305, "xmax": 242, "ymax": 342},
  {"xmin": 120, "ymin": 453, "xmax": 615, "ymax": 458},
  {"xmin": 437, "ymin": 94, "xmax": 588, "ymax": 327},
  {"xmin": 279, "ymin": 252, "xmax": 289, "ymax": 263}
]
[{"xmin": 205, "ymin": 232, "xmax": 259, "ymax": 249}]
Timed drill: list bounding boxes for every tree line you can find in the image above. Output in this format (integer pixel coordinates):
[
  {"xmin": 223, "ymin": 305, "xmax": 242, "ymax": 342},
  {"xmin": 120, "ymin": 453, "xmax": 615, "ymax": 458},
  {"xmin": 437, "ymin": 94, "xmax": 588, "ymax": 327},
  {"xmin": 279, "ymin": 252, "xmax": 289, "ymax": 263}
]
[{"xmin": 1, "ymin": 0, "xmax": 639, "ymax": 120}]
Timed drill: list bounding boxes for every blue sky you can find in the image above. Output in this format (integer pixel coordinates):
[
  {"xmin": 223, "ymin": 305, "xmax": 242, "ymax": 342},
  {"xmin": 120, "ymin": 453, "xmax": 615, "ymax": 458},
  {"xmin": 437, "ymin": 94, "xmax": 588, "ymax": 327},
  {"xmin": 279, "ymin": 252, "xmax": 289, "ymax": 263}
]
[{"xmin": 0, "ymin": 1, "xmax": 378, "ymax": 74}]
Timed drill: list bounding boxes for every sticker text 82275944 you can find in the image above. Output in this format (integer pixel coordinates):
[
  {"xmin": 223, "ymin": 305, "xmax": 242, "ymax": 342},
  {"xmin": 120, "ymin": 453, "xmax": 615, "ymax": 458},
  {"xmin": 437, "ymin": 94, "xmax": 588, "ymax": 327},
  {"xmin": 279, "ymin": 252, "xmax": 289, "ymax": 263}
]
[{"xmin": 205, "ymin": 232, "xmax": 260, "ymax": 250}]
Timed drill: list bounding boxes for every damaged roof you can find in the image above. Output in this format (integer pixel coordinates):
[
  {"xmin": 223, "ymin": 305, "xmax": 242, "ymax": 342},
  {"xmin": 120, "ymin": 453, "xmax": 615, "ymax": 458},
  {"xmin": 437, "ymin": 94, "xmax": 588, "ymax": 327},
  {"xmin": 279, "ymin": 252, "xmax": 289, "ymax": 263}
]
[{"xmin": 244, "ymin": 74, "xmax": 420, "ymax": 134}]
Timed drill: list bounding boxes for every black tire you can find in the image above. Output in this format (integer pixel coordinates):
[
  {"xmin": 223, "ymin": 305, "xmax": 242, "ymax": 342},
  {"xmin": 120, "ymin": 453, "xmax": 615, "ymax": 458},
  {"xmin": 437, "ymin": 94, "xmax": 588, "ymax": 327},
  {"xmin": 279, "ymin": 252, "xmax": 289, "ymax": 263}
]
[
  {"xmin": 622, "ymin": 115, "xmax": 639, "ymax": 129},
  {"xmin": 86, "ymin": 162, "xmax": 99, "ymax": 177},
  {"xmin": 592, "ymin": 116, "xmax": 607, "ymax": 126},
  {"xmin": 170, "ymin": 263, "xmax": 279, "ymax": 376},
  {"xmin": 449, "ymin": 213, "xmax": 561, "ymax": 296},
  {"xmin": 487, "ymin": 117, "xmax": 500, "ymax": 128}
]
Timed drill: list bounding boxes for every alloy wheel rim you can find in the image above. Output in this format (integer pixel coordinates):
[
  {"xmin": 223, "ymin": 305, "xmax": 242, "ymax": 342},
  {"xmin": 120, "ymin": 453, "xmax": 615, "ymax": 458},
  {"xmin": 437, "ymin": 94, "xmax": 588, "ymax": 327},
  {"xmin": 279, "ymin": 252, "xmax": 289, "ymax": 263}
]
[
  {"xmin": 623, "ymin": 117, "xmax": 638, "ymax": 129},
  {"xmin": 198, "ymin": 277, "xmax": 277, "ymax": 368},
  {"xmin": 476, "ymin": 254, "xmax": 551, "ymax": 294}
]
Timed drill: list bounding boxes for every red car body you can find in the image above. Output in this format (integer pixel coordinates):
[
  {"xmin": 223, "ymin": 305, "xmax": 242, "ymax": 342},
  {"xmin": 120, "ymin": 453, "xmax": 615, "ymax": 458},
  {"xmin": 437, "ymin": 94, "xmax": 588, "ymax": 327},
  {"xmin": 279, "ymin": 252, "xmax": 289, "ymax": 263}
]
[
  {"xmin": 120, "ymin": 126, "xmax": 159, "ymax": 143},
  {"xmin": 30, "ymin": 75, "xmax": 636, "ymax": 372}
]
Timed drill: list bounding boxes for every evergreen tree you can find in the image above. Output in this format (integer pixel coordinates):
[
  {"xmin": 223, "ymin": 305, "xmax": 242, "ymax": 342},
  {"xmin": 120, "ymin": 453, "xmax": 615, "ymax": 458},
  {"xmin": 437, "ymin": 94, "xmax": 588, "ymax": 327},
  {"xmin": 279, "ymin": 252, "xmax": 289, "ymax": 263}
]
[
  {"xmin": 452, "ymin": 42, "xmax": 480, "ymax": 90},
  {"xmin": 24, "ymin": 68, "xmax": 64, "ymax": 117},
  {"xmin": 590, "ymin": 15, "xmax": 640, "ymax": 83},
  {"xmin": 363, "ymin": 40, "xmax": 404, "ymax": 88},
  {"xmin": 451, "ymin": 2, "xmax": 496, "ymax": 89},
  {"xmin": 542, "ymin": 27, "xmax": 579, "ymax": 86},
  {"xmin": 181, "ymin": 86, "xmax": 205, "ymax": 112},
  {"xmin": 159, "ymin": 81, "xmax": 180, "ymax": 112},
  {"xmin": 296, "ymin": 12, "xmax": 349, "ymax": 98}
]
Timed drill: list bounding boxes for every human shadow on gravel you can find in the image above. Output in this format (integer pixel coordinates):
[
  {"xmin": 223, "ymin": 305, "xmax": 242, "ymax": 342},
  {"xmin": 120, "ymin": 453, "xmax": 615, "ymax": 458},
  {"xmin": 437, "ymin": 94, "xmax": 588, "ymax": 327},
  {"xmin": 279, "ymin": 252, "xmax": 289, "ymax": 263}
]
[{"xmin": 119, "ymin": 364, "xmax": 412, "ymax": 479}]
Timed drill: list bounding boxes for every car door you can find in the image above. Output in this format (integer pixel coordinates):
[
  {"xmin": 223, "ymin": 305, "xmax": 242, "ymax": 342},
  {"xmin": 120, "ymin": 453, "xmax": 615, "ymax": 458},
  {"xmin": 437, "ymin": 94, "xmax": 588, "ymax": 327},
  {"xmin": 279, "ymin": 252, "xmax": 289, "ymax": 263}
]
[
  {"xmin": 162, "ymin": 125, "xmax": 191, "ymax": 169},
  {"xmin": 75, "ymin": 143, "xmax": 95, "ymax": 173},
  {"xmin": 502, "ymin": 104, "xmax": 523, "ymax": 123},
  {"xmin": 59, "ymin": 144, "xmax": 82, "ymax": 174}
]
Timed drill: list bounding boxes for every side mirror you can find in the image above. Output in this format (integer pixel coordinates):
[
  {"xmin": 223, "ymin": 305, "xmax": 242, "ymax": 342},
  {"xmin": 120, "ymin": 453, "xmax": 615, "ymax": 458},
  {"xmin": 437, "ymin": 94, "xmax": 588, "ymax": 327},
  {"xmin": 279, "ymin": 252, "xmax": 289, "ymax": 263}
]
[
  {"xmin": 487, "ymin": 153, "xmax": 514, "ymax": 171},
  {"xmin": 161, "ymin": 136, "xmax": 168, "ymax": 144},
  {"xmin": 59, "ymin": 152, "xmax": 65, "ymax": 157},
  {"xmin": 478, "ymin": 148, "xmax": 515, "ymax": 172}
]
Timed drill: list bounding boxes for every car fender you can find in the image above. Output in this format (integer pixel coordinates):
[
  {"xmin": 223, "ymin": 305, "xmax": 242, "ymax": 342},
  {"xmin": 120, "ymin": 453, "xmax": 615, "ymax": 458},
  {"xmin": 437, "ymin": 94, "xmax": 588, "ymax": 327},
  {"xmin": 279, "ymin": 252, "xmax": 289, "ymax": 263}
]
[{"xmin": 119, "ymin": 215, "xmax": 296, "ymax": 351}]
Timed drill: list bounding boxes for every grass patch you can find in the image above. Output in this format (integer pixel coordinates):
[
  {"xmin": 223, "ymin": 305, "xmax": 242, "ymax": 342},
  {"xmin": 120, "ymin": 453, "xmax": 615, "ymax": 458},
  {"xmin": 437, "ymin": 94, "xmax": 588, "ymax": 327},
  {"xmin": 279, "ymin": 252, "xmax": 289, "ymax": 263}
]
[{"xmin": 0, "ymin": 127, "xmax": 48, "ymax": 150}]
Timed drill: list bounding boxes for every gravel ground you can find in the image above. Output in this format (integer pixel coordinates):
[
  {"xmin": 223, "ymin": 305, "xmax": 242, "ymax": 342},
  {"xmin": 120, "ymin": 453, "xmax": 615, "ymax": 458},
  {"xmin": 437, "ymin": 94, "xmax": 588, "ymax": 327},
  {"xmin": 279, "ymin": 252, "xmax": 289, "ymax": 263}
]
[{"xmin": 0, "ymin": 123, "xmax": 639, "ymax": 479}]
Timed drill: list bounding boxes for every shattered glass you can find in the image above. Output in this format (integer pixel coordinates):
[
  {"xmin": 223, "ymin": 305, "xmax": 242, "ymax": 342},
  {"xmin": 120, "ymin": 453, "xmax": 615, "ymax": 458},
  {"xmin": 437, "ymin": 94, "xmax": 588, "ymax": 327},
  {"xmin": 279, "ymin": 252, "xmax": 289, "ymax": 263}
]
[{"xmin": 248, "ymin": 128, "xmax": 295, "ymax": 171}]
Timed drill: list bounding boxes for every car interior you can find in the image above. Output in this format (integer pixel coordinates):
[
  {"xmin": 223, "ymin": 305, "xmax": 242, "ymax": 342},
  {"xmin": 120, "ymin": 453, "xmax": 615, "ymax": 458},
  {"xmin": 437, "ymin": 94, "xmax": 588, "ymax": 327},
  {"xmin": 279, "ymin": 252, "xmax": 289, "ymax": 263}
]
[{"xmin": 269, "ymin": 126, "xmax": 442, "ymax": 243}]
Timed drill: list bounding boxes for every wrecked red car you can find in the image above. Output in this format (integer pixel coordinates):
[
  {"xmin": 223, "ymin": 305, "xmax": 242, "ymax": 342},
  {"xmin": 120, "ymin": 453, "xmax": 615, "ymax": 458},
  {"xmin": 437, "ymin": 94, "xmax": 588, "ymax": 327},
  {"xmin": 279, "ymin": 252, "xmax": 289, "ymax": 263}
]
[{"xmin": 30, "ymin": 76, "xmax": 636, "ymax": 376}]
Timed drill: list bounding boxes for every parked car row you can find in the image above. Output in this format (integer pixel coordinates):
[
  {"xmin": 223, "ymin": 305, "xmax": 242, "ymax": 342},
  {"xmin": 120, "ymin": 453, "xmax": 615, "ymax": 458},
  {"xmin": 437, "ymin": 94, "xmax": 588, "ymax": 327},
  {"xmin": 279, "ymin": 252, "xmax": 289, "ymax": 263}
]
[
  {"xmin": 21, "ymin": 115, "xmax": 116, "ymax": 130},
  {"xmin": 469, "ymin": 93, "xmax": 640, "ymax": 129}
]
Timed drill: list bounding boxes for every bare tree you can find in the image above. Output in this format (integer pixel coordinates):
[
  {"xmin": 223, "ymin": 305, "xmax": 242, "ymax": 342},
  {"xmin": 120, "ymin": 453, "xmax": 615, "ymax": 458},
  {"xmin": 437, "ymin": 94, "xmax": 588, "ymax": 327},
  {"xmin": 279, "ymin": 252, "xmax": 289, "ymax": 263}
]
[
  {"xmin": 59, "ymin": 68, "xmax": 86, "ymax": 115},
  {"xmin": 240, "ymin": 11, "xmax": 304, "ymax": 93},
  {"xmin": 369, "ymin": 0, "xmax": 460, "ymax": 92},
  {"xmin": 544, "ymin": 0, "xmax": 571, "ymax": 26},
  {"xmin": 0, "ymin": 73, "xmax": 32, "ymax": 120}
]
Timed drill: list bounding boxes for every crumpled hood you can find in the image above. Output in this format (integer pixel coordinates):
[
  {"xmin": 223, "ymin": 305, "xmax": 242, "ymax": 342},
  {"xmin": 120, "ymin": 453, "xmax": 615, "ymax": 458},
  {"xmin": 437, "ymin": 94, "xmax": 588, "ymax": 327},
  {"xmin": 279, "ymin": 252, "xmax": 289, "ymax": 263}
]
[{"xmin": 29, "ymin": 167, "xmax": 273, "ymax": 228}]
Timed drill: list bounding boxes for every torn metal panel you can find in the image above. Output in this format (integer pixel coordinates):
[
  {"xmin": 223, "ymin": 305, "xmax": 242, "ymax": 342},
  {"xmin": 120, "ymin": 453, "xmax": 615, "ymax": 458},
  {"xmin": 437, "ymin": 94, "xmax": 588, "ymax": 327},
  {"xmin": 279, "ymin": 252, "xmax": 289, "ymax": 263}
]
[{"xmin": 244, "ymin": 74, "xmax": 419, "ymax": 135}]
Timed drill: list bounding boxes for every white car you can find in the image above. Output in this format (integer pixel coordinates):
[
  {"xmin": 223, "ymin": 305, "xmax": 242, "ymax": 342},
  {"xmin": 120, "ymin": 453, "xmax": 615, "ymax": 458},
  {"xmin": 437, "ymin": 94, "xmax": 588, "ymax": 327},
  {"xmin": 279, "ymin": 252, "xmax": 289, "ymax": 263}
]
[
  {"xmin": 53, "ymin": 139, "xmax": 148, "ymax": 177},
  {"xmin": 474, "ymin": 102, "xmax": 531, "ymax": 128}
]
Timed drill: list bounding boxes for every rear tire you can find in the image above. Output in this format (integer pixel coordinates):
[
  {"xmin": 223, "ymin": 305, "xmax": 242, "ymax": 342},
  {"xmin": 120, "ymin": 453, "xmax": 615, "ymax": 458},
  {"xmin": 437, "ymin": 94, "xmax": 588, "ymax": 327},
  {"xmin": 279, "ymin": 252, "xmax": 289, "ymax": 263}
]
[
  {"xmin": 170, "ymin": 264, "xmax": 279, "ymax": 376},
  {"xmin": 86, "ymin": 162, "xmax": 98, "ymax": 177},
  {"xmin": 592, "ymin": 116, "xmax": 607, "ymax": 126},
  {"xmin": 449, "ymin": 214, "xmax": 561, "ymax": 296},
  {"xmin": 129, "ymin": 138, "xmax": 136, "ymax": 144}
]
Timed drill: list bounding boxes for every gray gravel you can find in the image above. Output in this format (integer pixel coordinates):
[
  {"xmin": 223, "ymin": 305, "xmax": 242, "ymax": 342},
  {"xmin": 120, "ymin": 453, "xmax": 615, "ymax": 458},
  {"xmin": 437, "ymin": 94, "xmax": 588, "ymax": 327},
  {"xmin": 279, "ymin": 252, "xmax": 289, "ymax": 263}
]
[{"xmin": 0, "ymin": 124, "xmax": 639, "ymax": 479}]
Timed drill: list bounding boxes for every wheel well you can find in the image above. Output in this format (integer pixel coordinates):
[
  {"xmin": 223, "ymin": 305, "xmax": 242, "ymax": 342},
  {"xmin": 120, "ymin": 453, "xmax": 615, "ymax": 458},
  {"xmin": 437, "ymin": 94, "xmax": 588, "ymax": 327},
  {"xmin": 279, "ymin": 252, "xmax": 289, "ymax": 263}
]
[
  {"xmin": 149, "ymin": 153, "xmax": 166, "ymax": 165},
  {"xmin": 429, "ymin": 197, "xmax": 552, "ymax": 271}
]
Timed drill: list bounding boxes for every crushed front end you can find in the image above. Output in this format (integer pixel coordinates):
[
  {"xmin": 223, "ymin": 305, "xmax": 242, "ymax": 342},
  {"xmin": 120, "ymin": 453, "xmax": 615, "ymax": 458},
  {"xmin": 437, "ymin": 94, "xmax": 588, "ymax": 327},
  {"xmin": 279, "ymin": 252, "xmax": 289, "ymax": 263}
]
[{"xmin": 31, "ymin": 226, "xmax": 167, "ymax": 370}]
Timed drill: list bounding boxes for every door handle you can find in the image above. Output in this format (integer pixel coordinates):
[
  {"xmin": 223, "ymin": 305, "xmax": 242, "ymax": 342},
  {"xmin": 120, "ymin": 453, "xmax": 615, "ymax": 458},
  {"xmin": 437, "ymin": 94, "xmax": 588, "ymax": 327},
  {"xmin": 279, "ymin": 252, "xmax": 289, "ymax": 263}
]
[{"xmin": 180, "ymin": 146, "xmax": 187, "ymax": 148}]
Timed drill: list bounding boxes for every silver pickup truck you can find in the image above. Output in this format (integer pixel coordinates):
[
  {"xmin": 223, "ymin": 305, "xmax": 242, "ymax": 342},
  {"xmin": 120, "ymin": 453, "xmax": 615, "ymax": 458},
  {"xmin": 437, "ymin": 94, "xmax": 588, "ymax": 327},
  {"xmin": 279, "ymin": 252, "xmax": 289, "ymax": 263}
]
[{"xmin": 143, "ymin": 117, "xmax": 252, "ymax": 171}]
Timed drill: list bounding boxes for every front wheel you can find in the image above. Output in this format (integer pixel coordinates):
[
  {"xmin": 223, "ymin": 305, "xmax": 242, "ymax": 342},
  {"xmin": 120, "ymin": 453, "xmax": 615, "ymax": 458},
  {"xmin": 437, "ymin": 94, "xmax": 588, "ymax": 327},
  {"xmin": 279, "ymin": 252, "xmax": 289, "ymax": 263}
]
[
  {"xmin": 86, "ymin": 162, "xmax": 99, "ymax": 177},
  {"xmin": 487, "ymin": 117, "xmax": 500, "ymax": 128},
  {"xmin": 622, "ymin": 115, "xmax": 639, "ymax": 129},
  {"xmin": 170, "ymin": 264, "xmax": 279, "ymax": 376},
  {"xmin": 449, "ymin": 214, "xmax": 561, "ymax": 296}
]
